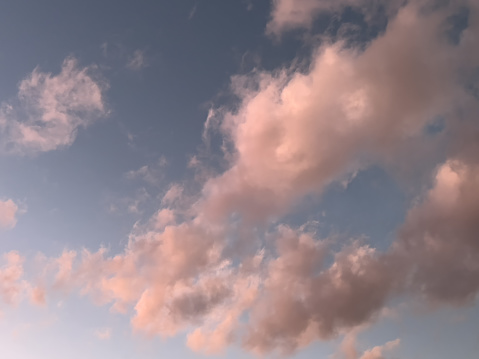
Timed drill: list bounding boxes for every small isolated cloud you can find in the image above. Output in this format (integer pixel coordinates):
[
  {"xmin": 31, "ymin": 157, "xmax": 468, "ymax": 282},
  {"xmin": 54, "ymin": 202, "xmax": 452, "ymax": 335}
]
[
  {"xmin": 0, "ymin": 199, "xmax": 19, "ymax": 230},
  {"xmin": 0, "ymin": 57, "xmax": 108, "ymax": 155},
  {"xmin": 202, "ymin": 2, "xmax": 472, "ymax": 223},
  {"xmin": 94, "ymin": 327, "xmax": 112, "ymax": 340},
  {"xmin": 340, "ymin": 331, "xmax": 400, "ymax": 359},
  {"xmin": 188, "ymin": 3, "xmax": 198, "ymax": 20},
  {"xmin": 127, "ymin": 50, "xmax": 148, "ymax": 71},
  {"xmin": 0, "ymin": 251, "xmax": 26, "ymax": 306}
]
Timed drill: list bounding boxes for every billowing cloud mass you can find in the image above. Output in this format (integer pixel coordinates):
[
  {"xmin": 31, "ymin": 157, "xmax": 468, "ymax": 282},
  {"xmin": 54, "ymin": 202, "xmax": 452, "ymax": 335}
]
[
  {"xmin": 0, "ymin": 199, "xmax": 18, "ymax": 230},
  {"xmin": 201, "ymin": 1, "xmax": 475, "ymax": 222},
  {"xmin": 243, "ymin": 228, "xmax": 398, "ymax": 354},
  {"xmin": 10, "ymin": 0, "xmax": 479, "ymax": 356},
  {"xmin": 127, "ymin": 50, "xmax": 148, "ymax": 71},
  {"xmin": 0, "ymin": 57, "xmax": 108, "ymax": 155},
  {"xmin": 396, "ymin": 155, "xmax": 479, "ymax": 305}
]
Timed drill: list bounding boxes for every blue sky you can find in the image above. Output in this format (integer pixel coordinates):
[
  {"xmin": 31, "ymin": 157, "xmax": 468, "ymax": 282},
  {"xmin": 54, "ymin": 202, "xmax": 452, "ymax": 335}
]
[{"xmin": 0, "ymin": 1, "xmax": 479, "ymax": 358}]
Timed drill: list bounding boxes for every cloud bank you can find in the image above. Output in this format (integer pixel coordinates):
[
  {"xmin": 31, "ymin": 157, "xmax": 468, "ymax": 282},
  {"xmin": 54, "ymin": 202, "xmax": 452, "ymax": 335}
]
[
  {"xmin": 0, "ymin": 199, "xmax": 19, "ymax": 230},
  {"xmin": 5, "ymin": 0, "xmax": 479, "ymax": 356}
]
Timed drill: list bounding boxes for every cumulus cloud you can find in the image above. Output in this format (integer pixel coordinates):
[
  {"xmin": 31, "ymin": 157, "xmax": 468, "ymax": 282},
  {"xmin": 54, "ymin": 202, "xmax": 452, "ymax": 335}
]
[
  {"xmin": 0, "ymin": 199, "xmax": 19, "ymax": 230},
  {"xmin": 340, "ymin": 331, "xmax": 400, "ymax": 359},
  {"xmin": 17, "ymin": 0, "xmax": 479, "ymax": 355},
  {"xmin": 202, "ymin": 2, "xmax": 475, "ymax": 222},
  {"xmin": 30, "ymin": 286, "xmax": 46, "ymax": 306},
  {"xmin": 394, "ymin": 156, "xmax": 479, "ymax": 305},
  {"xmin": 0, "ymin": 57, "xmax": 108, "ymax": 155},
  {"xmin": 44, "ymin": 219, "xmax": 260, "ymax": 348},
  {"xmin": 125, "ymin": 156, "xmax": 168, "ymax": 186}
]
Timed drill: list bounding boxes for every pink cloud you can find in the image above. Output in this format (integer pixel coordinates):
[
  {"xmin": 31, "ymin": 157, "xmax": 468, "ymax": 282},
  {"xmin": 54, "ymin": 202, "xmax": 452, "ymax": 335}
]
[
  {"xmin": 0, "ymin": 251, "xmax": 26, "ymax": 306},
  {"xmin": 242, "ymin": 227, "xmax": 398, "ymax": 354},
  {"xmin": 10, "ymin": 1, "xmax": 479, "ymax": 356},
  {"xmin": 266, "ymin": 0, "xmax": 404, "ymax": 36},
  {"xmin": 0, "ymin": 199, "xmax": 19, "ymax": 230},
  {"xmin": 0, "ymin": 57, "xmax": 108, "ymax": 155},
  {"xmin": 340, "ymin": 331, "xmax": 400, "ymax": 359},
  {"xmin": 202, "ymin": 2, "xmax": 473, "ymax": 222},
  {"xmin": 94, "ymin": 328, "xmax": 112, "ymax": 340}
]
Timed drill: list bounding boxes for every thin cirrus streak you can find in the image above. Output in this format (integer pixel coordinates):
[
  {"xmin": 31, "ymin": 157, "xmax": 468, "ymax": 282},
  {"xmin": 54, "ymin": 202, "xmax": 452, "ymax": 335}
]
[{"xmin": 0, "ymin": 0, "xmax": 478, "ymax": 356}]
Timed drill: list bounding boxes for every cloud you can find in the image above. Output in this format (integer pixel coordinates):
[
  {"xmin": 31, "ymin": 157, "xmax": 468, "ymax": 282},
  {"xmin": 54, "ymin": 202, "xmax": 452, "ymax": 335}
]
[
  {"xmin": 0, "ymin": 199, "xmax": 18, "ymax": 230},
  {"xmin": 161, "ymin": 184, "xmax": 184, "ymax": 205},
  {"xmin": 127, "ymin": 50, "xmax": 148, "ymax": 71},
  {"xmin": 243, "ymin": 227, "xmax": 398, "ymax": 354},
  {"xmin": 340, "ymin": 331, "xmax": 400, "ymax": 359},
  {"xmin": 266, "ymin": 0, "xmax": 404, "ymax": 36},
  {"xmin": 0, "ymin": 57, "xmax": 108, "ymax": 155},
  {"xmin": 0, "ymin": 251, "xmax": 26, "ymax": 306},
  {"xmin": 125, "ymin": 156, "xmax": 168, "ymax": 186},
  {"xmin": 95, "ymin": 328, "xmax": 112, "ymax": 340},
  {"xmin": 106, "ymin": 187, "xmax": 152, "ymax": 215},
  {"xmin": 17, "ymin": 0, "xmax": 479, "ymax": 356},
  {"xmin": 395, "ymin": 156, "xmax": 479, "ymax": 305},
  {"xmin": 30, "ymin": 286, "xmax": 46, "ymax": 306},
  {"xmin": 358, "ymin": 339, "xmax": 400, "ymax": 359},
  {"xmin": 201, "ymin": 2, "xmax": 474, "ymax": 222}
]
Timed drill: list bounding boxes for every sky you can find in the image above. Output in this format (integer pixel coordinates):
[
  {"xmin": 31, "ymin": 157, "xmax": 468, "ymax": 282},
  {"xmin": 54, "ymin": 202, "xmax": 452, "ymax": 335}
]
[{"xmin": 0, "ymin": 0, "xmax": 478, "ymax": 358}]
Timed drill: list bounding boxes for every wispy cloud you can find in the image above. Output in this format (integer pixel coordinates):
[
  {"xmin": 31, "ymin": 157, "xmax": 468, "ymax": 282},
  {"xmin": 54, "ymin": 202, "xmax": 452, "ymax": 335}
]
[
  {"xmin": 125, "ymin": 156, "xmax": 168, "ymax": 186},
  {"xmin": 266, "ymin": 0, "xmax": 403, "ymax": 37},
  {"xmin": 0, "ymin": 199, "xmax": 19, "ymax": 230},
  {"xmin": 94, "ymin": 327, "xmax": 112, "ymax": 340},
  {"xmin": 0, "ymin": 57, "xmax": 108, "ymax": 155},
  {"xmin": 4, "ymin": 1, "xmax": 479, "ymax": 357},
  {"xmin": 188, "ymin": 2, "xmax": 198, "ymax": 20},
  {"xmin": 126, "ymin": 50, "xmax": 148, "ymax": 71},
  {"xmin": 0, "ymin": 251, "xmax": 26, "ymax": 306}
]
